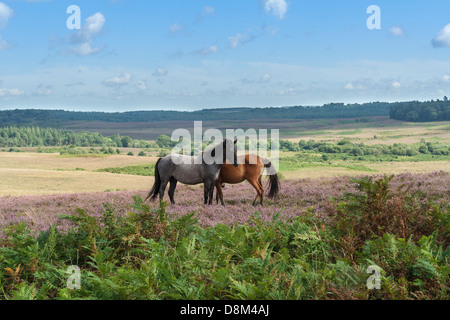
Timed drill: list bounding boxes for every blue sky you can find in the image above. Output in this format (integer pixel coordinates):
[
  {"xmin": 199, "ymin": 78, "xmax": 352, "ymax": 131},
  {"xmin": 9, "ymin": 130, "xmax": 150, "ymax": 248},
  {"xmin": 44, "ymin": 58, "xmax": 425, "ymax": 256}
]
[{"xmin": 1, "ymin": 0, "xmax": 450, "ymax": 111}]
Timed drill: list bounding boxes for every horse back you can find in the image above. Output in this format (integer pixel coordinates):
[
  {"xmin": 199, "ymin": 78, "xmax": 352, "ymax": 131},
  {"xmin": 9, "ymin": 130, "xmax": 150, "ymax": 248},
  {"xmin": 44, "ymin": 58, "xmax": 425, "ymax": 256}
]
[{"xmin": 219, "ymin": 154, "xmax": 264, "ymax": 183}]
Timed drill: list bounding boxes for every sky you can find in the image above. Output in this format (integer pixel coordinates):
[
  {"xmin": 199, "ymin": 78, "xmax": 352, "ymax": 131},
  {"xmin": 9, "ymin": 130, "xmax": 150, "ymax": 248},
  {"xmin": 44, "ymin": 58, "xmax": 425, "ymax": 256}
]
[{"xmin": 1, "ymin": 0, "xmax": 450, "ymax": 111}]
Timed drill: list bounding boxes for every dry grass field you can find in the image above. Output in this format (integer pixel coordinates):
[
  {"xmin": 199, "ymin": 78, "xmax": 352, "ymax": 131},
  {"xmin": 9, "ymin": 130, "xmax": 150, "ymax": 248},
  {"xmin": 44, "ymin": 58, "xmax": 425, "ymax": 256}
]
[
  {"xmin": 282, "ymin": 161, "xmax": 450, "ymax": 179},
  {"xmin": 0, "ymin": 168, "xmax": 155, "ymax": 196},
  {"xmin": 0, "ymin": 153, "xmax": 156, "ymax": 196},
  {"xmin": 284, "ymin": 121, "xmax": 450, "ymax": 145},
  {"xmin": 0, "ymin": 152, "xmax": 158, "ymax": 171}
]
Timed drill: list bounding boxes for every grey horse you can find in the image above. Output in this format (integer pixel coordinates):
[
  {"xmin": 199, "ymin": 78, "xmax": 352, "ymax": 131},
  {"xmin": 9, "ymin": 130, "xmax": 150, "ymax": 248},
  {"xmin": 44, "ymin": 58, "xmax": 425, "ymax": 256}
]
[{"xmin": 146, "ymin": 139, "xmax": 238, "ymax": 205}]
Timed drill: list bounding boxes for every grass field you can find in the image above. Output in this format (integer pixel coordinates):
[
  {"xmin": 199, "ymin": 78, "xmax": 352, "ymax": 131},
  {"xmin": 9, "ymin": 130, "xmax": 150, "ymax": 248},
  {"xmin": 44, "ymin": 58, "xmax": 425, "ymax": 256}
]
[
  {"xmin": 1, "ymin": 152, "xmax": 448, "ymax": 196},
  {"xmin": 0, "ymin": 117, "xmax": 448, "ymax": 196},
  {"xmin": 0, "ymin": 151, "xmax": 448, "ymax": 196}
]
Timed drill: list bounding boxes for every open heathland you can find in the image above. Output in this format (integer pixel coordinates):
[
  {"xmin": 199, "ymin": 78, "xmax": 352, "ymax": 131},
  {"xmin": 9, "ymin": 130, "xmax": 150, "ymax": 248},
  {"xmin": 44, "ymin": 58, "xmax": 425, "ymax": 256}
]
[
  {"xmin": 0, "ymin": 114, "xmax": 448, "ymax": 300},
  {"xmin": 0, "ymin": 172, "xmax": 448, "ymax": 300}
]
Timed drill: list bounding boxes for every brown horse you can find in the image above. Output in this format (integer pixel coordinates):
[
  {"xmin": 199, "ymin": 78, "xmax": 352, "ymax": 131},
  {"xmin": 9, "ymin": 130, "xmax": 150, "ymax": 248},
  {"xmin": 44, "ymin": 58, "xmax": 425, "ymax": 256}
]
[{"xmin": 215, "ymin": 154, "xmax": 280, "ymax": 206}]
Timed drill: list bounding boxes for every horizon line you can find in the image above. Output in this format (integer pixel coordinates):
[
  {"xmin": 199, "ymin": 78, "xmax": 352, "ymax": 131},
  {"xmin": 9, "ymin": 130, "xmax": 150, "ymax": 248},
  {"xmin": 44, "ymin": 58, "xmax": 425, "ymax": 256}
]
[{"xmin": 1, "ymin": 97, "xmax": 446, "ymax": 114}]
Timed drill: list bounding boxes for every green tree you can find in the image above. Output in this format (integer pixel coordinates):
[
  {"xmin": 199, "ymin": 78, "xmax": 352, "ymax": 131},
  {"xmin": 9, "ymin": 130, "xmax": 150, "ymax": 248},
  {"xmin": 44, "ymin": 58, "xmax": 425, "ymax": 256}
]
[
  {"xmin": 121, "ymin": 136, "xmax": 133, "ymax": 148},
  {"xmin": 156, "ymin": 135, "xmax": 176, "ymax": 148}
]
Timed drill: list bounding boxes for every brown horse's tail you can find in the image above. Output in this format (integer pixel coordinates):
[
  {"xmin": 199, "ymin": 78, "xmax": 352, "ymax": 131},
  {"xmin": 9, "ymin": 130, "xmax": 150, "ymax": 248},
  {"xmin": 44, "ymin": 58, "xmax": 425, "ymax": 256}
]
[
  {"xmin": 264, "ymin": 160, "xmax": 280, "ymax": 199},
  {"xmin": 145, "ymin": 158, "xmax": 162, "ymax": 202}
]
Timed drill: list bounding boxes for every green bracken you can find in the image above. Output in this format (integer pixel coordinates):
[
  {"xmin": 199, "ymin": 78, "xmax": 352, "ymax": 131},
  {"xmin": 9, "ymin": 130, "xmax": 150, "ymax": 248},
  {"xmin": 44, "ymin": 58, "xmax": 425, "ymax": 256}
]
[{"xmin": 0, "ymin": 177, "xmax": 448, "ymax": 300}]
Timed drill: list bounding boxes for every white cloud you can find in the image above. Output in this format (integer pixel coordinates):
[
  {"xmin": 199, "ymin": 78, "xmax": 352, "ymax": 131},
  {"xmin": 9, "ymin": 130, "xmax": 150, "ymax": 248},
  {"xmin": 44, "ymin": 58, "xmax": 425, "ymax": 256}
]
[
  {"xmin": 228, "ymin": 25, "xmax": 279, "ymax": 50},
  {"xmin": 432, "ymin": 23, "xmax": 450, "ymax": 47},
  {"xmin": 0, "ymin": 34, "xmax": 10, "ymax": 50},
  {"xmin": 441, "ymin": 75, "xmax": 450, "ymax": 82},
  {"xmin": 207, "ymin": 45, "xmax": 219, "ymax": 53},
  {"xmin": 262, "ymin": 0, "xmax": 288, "ymax": 20},
  {"xmin": 195, "ymin": 45, "xmax": 219, "ymax": 56},
  {"xmin": 0, "ymin": 88, "xmax": 24, "ymax": 97},
  {"xmin": 201, "ymin": 6, "xmax": 215, "ymax": 16},
  {"xmin": 0, "ymin": 3, "xmax": 13, "ymax": 51},
  {"xmin": 259, "ymin": 74, "xmax": 271, "ymax": 83},
  {"xmin": 70, "ymin": 12, "xmax": 106, "ymax": 56},
  {"xmin": 263, "ymin": 24, "xmax": 279, "ymax": 36},
  {"xmin": 136, "ymin": 80, "xmax": 148, "ymax": 91},
  {"xmin": 392, "ymin": 80, "xmax": 401, "ymax": 89},
  {"xmin": 84, "ymin": 13, "xmax": 105, "ymax": 34},
  {"xmin": 343, "ymin": 80, "xmax": 371, "ymax": 91},
  {"xmin": 344, "ymin": 83, "xmax": 354, "ymax": 90},
  {"xmin": 228, "ymin": 32, "xmax": 255, "ymax": 49},
  {"xmin": 169, "ymin": 22, "xmax": 183, "ymax": 35},
  {"xmin": 0, "ymin": 2, "xmax": 13, "ymax": 29},
  {"xmin": 5, "ymin": 59, "xmax": 450, "ymax": 109},
  {"xmin": 239, "ymin": 73, "xmax": 272, "ymax": 85},
  {"xmin": 102, "ymin": 72, "xmax": 132, "ymax": 87},
  {"xmin": 152, "ymin": 67, "xmax": 168, "ymax": 77},
  {"xmin": 73, "ymin": 42, "xmax": 104, "ymax": 56},
  {"xmin": 196, "ymin": 6, "xmax": 215, "ymax": 22},
  {"xmin": 389, "ymin": 25, "xmax": 405, "ymax": 37},
  {"xmin": 71, "ymin": 12, "xmax": 106, "ymax": 43},
  {"xmin": 229, "ymin": 34, "xmax": 242, "ymax": 49},
  {"xmin": 35, "ymin": 84, "xmax": 52, "ymax": 96}
]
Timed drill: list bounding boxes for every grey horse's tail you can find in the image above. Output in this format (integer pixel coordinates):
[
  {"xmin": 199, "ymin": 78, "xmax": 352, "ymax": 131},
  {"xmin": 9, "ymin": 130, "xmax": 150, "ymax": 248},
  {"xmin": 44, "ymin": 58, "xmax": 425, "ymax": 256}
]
[
  {"xmin": 264, "ymin": 160, "xmax": 280, "ymax": 199},
  {"xmin": 145, "ymin": 158, "xmax": 162, "ymax": 202}
]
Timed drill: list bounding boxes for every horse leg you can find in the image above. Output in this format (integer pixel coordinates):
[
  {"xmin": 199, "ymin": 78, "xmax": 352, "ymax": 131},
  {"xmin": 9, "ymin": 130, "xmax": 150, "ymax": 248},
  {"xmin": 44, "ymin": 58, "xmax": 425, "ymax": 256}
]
[
  {"xmin": 208, "ymin": 188, "xmax": 213, "ymax": 205},
  {"xmin": 208, "ymin": 181, "xmax": 216, "ymax": 205},
  {"xmin": 215, "ymin": 179, "xmax": 220, "ymax": 204},
  {"xmin": 215, "ymin": 180, "xmax": 225, "ymax": 206},
  {"xmin": 202, "ymin": 179, "xmax": 216, "ymax": 205},
  {"xmin": 248, "ymin": 178, "xmax": 264, "ymax": 207},
  {"xmin": 215, "ymin": 184, "xmax": 219, "ymax": 204},
  {"xmin": 204, "ymin": 181, "xmax": 212, "ymax": 205},
  {"xmin": 168, "ymin": 177, "xmax": 177, "ymax": 205},
  {"xmin": 257, "ymin": 178, "xmax": 264, "ymax": 206},
  {"xmin": 159, "ymin": 179, "xmax": 169, "ymax": 201}
]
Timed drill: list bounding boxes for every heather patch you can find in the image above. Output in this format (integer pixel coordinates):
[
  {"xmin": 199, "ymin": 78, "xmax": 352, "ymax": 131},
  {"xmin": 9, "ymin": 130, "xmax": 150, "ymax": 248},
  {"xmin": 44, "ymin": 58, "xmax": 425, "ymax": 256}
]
[{"xmin": 1, "ymin": 171, "xmax": 448, "ymax": 235}]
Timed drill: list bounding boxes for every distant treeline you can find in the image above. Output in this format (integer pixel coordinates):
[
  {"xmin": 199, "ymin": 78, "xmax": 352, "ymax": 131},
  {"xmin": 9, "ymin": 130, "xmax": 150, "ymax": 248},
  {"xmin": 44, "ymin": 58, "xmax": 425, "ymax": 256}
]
[
  {"xmin": 279, "ymin": 138, "xmax": 450, "ymax": 157},
  {"xmin": 389, "ymin": 98, "xmax": 450, "ymax": 122},
  {"xmin": 0, "ymin": 126, "xmax": 151, "ymax": 148},
  {"xmin": 1, "ymin": 99, "xmax": 448, "ymax": 126},
  {"xmin": 0, "ymin": 102, "xmax": 392, "ymax": 125}
]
